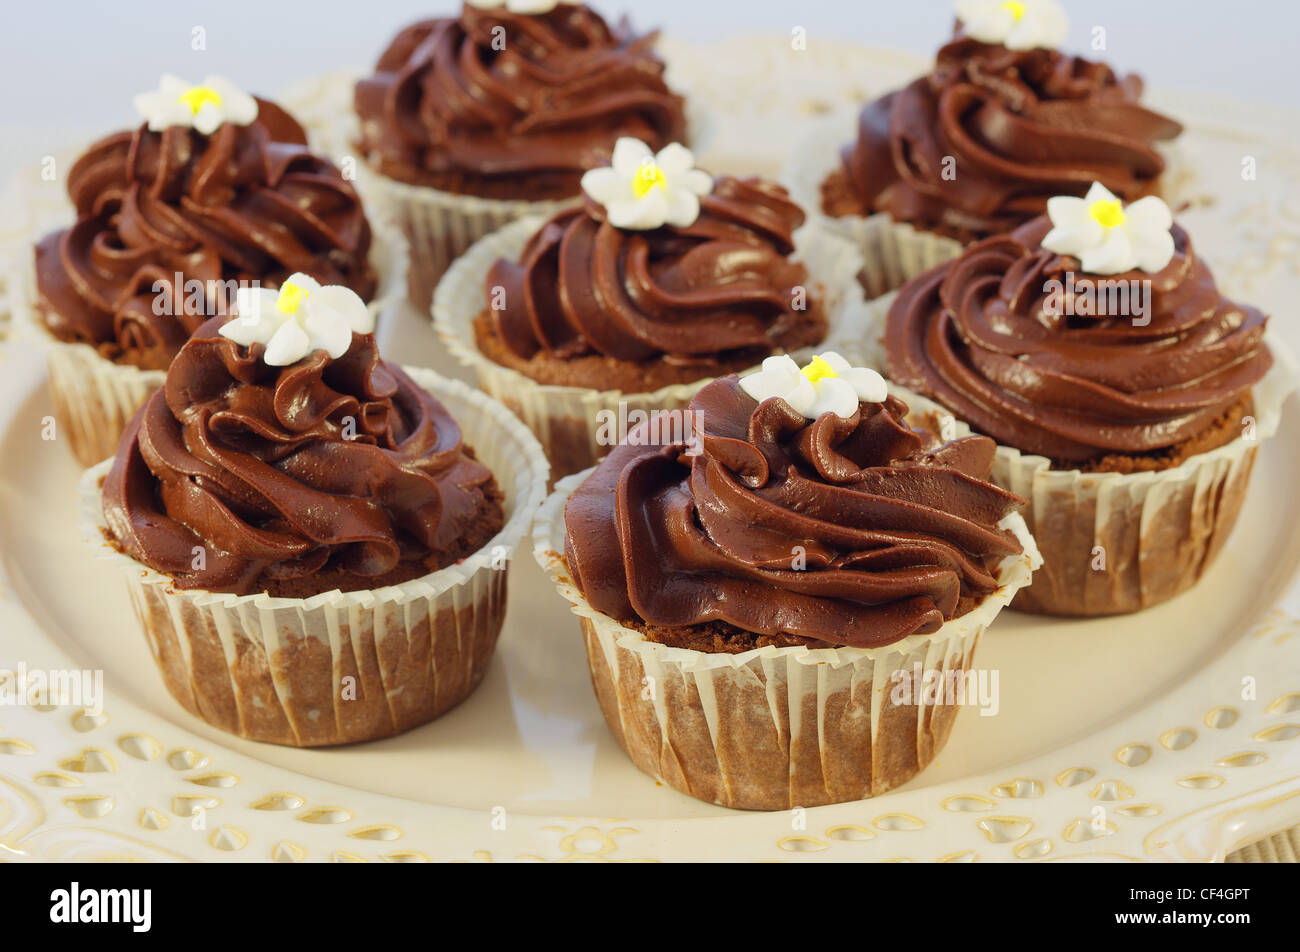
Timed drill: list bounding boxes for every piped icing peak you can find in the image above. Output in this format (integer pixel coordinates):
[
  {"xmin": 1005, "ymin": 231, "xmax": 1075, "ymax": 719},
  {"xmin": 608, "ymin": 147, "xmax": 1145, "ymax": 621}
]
[
  {"xmin": 886, "ymin": 216, "xmax": 1272, "ymax": 465},
  {"xmin": 483, "ymin": 173, "xmax": 824, "ymax": 368},
  {"xmin": 34, "ymin": 93, "xmax": 376, "ymax": 369},
  {"xmin": 103, "ymin": 318, "xmax": 501, "ymax": 596},
  {"xmin": 563, "ymin": 374, "xmax": 1025, "ymax": 649},
  {"xmin": 826, "ymin": 29, "xmax": 1182, "ymax": 241},
  {"xmin": 354, "ymin": 3, "xmax": 687, "ymax": 198}
]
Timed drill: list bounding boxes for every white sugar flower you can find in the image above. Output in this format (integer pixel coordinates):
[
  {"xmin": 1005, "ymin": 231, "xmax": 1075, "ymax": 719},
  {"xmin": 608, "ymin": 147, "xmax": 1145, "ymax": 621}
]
[
  {"xmin": 1041, "ymin": 182, "xmax": 1175, "ymax": 275},
  {"xmin": 580, "ymin": 138, "xmax": 713, "ymax": 230},
  {"xmin": 465, "ymin": 0, "xmax": 559, "ymax": 11},
  {"xmin": 954, "ymin": 0, "xmax": 1068, "ymax": 51},
  {"xmin": 222, "ymin": 274, "xmax": 372, "ymax": 367},
  {"xmin": 740, "ymin": 352, "xmax": 888, "ymax": 421},
  {"xmin": 133, "ymin": 75, "xmax": 259, "ymax": 136}
]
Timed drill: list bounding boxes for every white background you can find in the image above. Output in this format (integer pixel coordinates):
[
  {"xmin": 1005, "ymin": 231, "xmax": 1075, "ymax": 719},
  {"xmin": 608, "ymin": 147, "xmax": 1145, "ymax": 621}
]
[{"xmin": 1, "ymin": 0, "xmax": 1297, "ymax": 178}]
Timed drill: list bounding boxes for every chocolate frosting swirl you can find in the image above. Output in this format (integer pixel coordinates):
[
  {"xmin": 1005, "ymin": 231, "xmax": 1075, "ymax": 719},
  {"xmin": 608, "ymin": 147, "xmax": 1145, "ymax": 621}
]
[
  {"xmin": 831, "ymin": 35, "xmax": 1183, "ymax": 240},
  {"xmin": 103, "ymin": 318, "xmax": 501, "ymax": 596},
  {"xmin": 355, "ymin": 2, "xmax": 687, "ymax": 198},
  {"xmin": 563, "ymin": 376, "xmax": 1025, "ymax": 648},
  {"xmin": 485, "ymin": 176, "xmax": 823, "ymax": 366},
  {"xmin": 886, "ymin": 218, "xmax": 1273, "ymax": 464},
  {"xmin": 35, "ymin": 99, "xmax": 377, "ymax": 370}
]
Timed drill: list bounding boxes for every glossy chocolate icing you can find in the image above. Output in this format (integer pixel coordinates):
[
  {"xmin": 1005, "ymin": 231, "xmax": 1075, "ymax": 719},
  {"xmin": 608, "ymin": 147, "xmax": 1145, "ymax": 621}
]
[
  {"xmin": 103, "ymin": 318, "xmax": 501, "ymax": 595},
  {"xmin": 564, "ymin": 376, "xmax": 1025, "ymax": 648},
  {"xmin": 35, "ymin": 99, "xmax": 376, "ymax": 369},
  {"xmin": 355, "ymin": 2, "xmax": 687, "ymax": 198},
  {"xmin": 886, "ymin": 217, "xmax": 1272, "ymax": 463},
  {"xmin": 832, "ymin": 35, "xmax": 1183, "ymax": 240},
  {"xmin": 485, "ymin": 176, "xmax": 822, "ymax": 367}
]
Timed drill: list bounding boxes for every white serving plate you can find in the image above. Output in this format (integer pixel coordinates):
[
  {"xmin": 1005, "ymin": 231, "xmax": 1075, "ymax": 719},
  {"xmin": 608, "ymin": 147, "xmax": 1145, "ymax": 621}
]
[{"xmin": 1, "ymin": 37, "xmax": 1299, "ymax": 863}]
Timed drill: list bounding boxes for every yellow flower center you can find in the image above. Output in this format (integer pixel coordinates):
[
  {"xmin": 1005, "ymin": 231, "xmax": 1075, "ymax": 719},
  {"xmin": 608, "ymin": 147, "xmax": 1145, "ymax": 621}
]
[
  {"xmin": 632, "ymin": 161, "xmax": 667, "ymax": 198},
  {"xmin": 1001, "ymin": 1, "xmax": 1027, "ymax": 21},
  {"xmin": 800, "ymin": 356, "xmax": 838, "ymax": 385},
  {"xmin": 1088, "ymin": 198, "xmax": 1126, "ymax": 229},
  {"xmin": 276, "ymin": 281, "xmax": 309, "ymax": 315},
  {"xmin": 178, "ymin": 85, "xmax": 223, "ymax": 115}
]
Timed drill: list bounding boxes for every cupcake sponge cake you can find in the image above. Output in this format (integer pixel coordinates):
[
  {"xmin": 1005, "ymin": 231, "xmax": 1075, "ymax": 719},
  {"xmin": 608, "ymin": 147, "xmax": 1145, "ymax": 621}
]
[
  {"xmin": 536, "ymin": 353, "xmax": 1039, "ymax": 807},
  {"xmin": 880, "ymin": 185, "xmax": 1284, "ymax": 614},
  {"xmin": 83, "ymin": 276, "xmax": 550, "ymax": 746}
]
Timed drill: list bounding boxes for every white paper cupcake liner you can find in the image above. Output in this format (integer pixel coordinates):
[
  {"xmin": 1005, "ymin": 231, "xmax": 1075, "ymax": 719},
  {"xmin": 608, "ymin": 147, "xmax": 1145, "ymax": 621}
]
[
  {"xmin": 12, "ymin": 221, "xmax": 409, "ymax": 468},
  {"xmin": 861, "ymin": 291, "xmax": 1298, "ymax": 616},
  {"xmin": 77, "ymin": 367, "xmax": 549, "ymax": 747},
  {"xmin": 783, "ymin": 113, "xmax": 1193, "ymax": 301},
  {"xmin": 432, "ymin": 214, "xmax": 874, "ymax": 480},
  {"xmin": 532, "ymin": 469, "xmax": 1040, "ymax": 810}
]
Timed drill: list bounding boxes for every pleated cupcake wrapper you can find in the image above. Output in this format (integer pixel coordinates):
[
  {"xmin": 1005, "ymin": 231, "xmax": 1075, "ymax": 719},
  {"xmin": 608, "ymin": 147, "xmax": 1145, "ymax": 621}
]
[
  {"xmin": 42, "ymin": 344, "xmax": 164, "ymax": 469},
  {"xmin": 532, "ymin": 471, "xmax": 1040, "ymax": 810},
  {"xmin": 77, "ymin": 368, "xmax": 549, "ymax": 747},
  {"xmin": 432, "ymin": 214, "xmax": 874, "ymax": 481},
  {"xmin": 782, "ymin": 114, "xmax": 1192, "ymax": 303},
  {"xmin": 862, "ymin": 291, "xmax": 1299, "ymax": 616},
  {"xmin": 13, "ymin": 220, "xmax": 410, "ymax": 469}
]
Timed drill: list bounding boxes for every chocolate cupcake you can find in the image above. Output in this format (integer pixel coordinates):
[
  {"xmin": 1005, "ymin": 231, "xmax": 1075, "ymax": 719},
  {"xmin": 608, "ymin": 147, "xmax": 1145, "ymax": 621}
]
[
  {"xmin": 354, "ymin": 0, "xmax": 689, "ymax": 307},
  {"xmin": 785, "ymin": 0, "xmax": 1184, "ymax": 297},
  {"xmin": 879, "ymin": 184, "xmax": 1293, "ymax": 615},
  {"xmin": 79, "ymin": 277, "xmax": 548, "ymax": 745},
  {"xmin": 534, "ymin": 352, "xmax": 1039, "ymax": 809},
  {"xmin": 434, "ymin": 137, "xmax": 869, "ymax": 479},
  {"xmin": 23, "ymin": 74, "xmax": 404, "ymax": 467}
]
